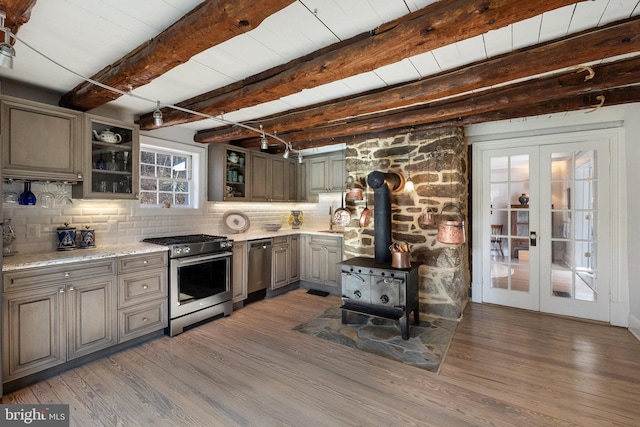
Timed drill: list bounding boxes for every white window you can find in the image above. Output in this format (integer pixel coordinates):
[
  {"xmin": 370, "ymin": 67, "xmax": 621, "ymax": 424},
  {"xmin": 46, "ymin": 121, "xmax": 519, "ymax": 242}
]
[{"xmin": 139, "ymin": 137, "xmax": 206, "ymax": 210}]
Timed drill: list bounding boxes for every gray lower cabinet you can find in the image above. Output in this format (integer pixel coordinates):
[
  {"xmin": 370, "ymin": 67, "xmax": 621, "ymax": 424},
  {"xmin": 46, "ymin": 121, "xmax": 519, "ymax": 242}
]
[
  {"xmin": 232, "ymin": 241, "xmax": 248, "ymax": 302},
  {"xmin": 272, "ymin": 235, "xmax": 301, "ymax": 290},
  {"xmin": 1, "ymin": 252, "xmax": 169, "ymax": 383},
  {"xmin": 2, "ymin": 259, "xmax": 117, "ymax": 382},
  {"xmin": 117, "ymin": 252, "xmax": 168, "ymax": 343},
  {"xmin": 302, "ymin": 235, "xmax": 342, "ymax": 289}
]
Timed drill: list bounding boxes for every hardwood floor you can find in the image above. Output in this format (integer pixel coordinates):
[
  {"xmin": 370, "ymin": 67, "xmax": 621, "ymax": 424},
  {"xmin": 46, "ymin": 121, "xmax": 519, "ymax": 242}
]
[{"xmin": 3, "ymin": 289, "xmax": 640, "ymax": 426}]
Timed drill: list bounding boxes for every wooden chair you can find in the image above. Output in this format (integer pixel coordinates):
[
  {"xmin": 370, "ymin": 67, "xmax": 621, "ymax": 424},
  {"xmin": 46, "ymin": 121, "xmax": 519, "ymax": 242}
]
[{"xmin": 490, "ymin": 224, "xmax": 504, "ymax": 257}]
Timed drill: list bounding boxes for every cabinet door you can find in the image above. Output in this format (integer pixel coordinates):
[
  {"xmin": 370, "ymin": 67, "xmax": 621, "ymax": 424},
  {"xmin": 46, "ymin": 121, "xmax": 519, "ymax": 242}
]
[
  {"xmin": 67, "ymin": 276, "xmax": 117, "ymax": 360},
  {"xmin": 250, "ymin": 152, "xmax": 270, "ymax": 201},
  {"xmin": 270, "ymin": 156, "xmax": 286, "ymax": 201},
  {"xmin": 307, "ymin": 243, "xmax": 326, "ymax": 283},
  {"xmin": 286, "ymin": 159, "xmax": 297, "ymax": 201},
  {"xmin": 296, "ymin": 162, "xmax": 307, "ymax": 202},
  {"xmin": 327, "ymin": 156, "xmax": 346, "ymax": 191},
  {"xmin": 208, "ymin": 144, "xmax": 249, "ymax": 201},
  {"xmin": 325, "ymin": 243, "xmax": 342, "ymax": 288},
  {"xmin": 3, "ymin": 286, "xmax": 66, "ymax": 381},
  {"xmin": 232, "ymin": 241, "xmax": 247, "ymax": 302},
  {"xmin": 289, "ymin": 235, "xmax": 300, "ymax": 283},
  {"xmin": 1, "ymin": 96, "xmax": 83, "ymax": 181},
  {"xmin": 73, "ymin": 114, "xmax": 140, "ymax": 200},
  {"xmin": 272, "ymin": 243, "xmax": 289, "ymax": 289},
  {"xmin": 308, "ymin": 158, "xmax": 328, "ymax": 193}
]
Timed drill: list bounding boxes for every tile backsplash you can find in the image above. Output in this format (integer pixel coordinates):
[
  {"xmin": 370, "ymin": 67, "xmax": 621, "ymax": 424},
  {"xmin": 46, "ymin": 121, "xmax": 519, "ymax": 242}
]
[{"xmin": 3, "ymin": 181, "xmax": 342, "ymax": 255}]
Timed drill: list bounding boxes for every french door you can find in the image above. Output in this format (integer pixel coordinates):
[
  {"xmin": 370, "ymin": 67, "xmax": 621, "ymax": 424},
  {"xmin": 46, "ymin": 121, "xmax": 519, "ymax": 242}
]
[{"xmin": 481, "ymin": 139, "xmax": 610, "ymax": 321}]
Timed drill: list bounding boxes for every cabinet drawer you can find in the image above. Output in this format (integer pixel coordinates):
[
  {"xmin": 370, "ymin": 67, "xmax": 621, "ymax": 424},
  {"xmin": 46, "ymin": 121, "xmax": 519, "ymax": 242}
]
[
  {"xmin": 273, "ymin": 236, "xmax": 288, "ymax": 245},
  {"xmin": 3, "ymin": 259, "xmax": 116, "ymax": 292},
  {"xmin": 118, "ymin": 269, "xmax": 167, "ymax": 308},
  {"xmin": 118, "ymin": 252, "xmax": 168, "ymax": 273},
  {"xmin": 118, "ymin": 299, "xmax": 167, "ymax": 343}
]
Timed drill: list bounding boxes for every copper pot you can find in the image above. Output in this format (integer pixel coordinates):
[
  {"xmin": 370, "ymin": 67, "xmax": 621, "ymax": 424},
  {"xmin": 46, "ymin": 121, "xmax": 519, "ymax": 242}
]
[
  {"xmin": 437, "ymin": 204, "xmax": 465, "ymax": 244},
  {"xmin": 346, "ymin": 187, "xmax": 363, "ymax": 200}
]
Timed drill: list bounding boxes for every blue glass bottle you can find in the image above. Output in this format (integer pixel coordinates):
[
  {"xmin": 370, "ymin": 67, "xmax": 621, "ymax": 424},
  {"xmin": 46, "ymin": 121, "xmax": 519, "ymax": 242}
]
[{"xmin": 18, "ymin": 181, "xmax": 37, "ymax": 205}]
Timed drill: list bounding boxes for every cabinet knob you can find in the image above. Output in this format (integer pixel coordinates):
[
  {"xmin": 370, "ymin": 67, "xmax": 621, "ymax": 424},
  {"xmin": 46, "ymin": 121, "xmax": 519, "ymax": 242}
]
[
  {"xmin": 142, "ymin": 284, "xmax": 148, "ymax": 290},
  {"xmin": 59, "ymin": 288, "xmax": 65, "ymax": 293},
  {"xmin": 143, "ymin": 260, "xmax": 148, "ymax": 265},
  {"xmin": 68, "ymin": 286, "xmax": 75, "ymax": 291},
  {"xmin": 64, "ymin": 272, "xmax": 70, "ymax": 277},
  {"xmin": 142, "ymin": 317, "xmax": 149, "ymax": 322}
]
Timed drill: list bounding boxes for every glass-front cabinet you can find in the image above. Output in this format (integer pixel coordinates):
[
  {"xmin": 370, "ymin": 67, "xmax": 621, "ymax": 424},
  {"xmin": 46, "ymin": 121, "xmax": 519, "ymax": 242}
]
[
  {"xmin": 208, "ymin": 144, "xmax": 249, "ymax": 201},
  {"xmin": 73, "ymin": 114, "xmax": 139, "ymax": 199}
]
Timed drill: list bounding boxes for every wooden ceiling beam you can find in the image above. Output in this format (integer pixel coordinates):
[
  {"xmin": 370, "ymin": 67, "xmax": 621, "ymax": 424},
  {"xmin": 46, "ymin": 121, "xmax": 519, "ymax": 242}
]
[
  {"xmin": 195, "ymin": 17, "xmax": 640, "ymax": 144},
  {"xmin": 0, "ymin": 0, "xmax": 37, "ymax": 33},
  {"xmin": 58, "ymin": 0, "xmax": 296, "ymax": 111},
  {"xmin": 231, "ymin": 56, "xmax": 640, "ymax": 150},
  {"xmin": 281, "ymin": 87, "xmax": 640, "ymax": 151},
  {"xmin": 138, "ymin": 0, "xmax": 584, "ymax": 130}
]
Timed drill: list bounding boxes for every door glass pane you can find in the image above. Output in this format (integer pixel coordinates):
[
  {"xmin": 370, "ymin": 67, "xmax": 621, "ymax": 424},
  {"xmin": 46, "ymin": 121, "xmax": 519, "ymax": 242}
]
[
  {"xmin": 490, "ymin": 154, "xmax": 529, "ymax": 292},
  {"xmin": 550, "ymin": 150, "xmax": 597, "ymax": 302}
]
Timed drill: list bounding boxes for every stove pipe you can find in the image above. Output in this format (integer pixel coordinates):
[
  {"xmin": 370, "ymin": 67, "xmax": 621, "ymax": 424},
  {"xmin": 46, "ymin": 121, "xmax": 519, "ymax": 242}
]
[{"xmin": 367, "ymin": 171, "xmax": 402, "ymax": 263}]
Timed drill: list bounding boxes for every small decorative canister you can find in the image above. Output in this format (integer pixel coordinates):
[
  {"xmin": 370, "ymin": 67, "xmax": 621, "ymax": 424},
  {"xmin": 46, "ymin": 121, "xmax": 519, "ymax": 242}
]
[
  {"xmin": 57, "ymin": 222, "xmax": 77, "ymax": 251},
  {"xmin": 518, "ymin": 193, "xmax": 530, "ymax": 205},
  {"xmin": 288, "ymin": 210, "xmax": 303, "ymax": 229},
  {"xmin": 80, "ymin": 226, "xmax": 96, "ymax": 249}
]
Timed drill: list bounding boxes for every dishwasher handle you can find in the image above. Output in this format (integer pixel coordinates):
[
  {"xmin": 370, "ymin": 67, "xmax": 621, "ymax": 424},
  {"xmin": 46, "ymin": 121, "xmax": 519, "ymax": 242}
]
[{"xmin": 249, "ymin": 239, "xmax": 272, "ymax": 250}]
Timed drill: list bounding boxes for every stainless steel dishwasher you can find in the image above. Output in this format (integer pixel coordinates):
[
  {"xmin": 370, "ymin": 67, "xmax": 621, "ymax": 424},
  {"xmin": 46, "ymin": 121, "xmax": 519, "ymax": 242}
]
[{"xmin": 247, "ymin": 238, "xmax": 272, "ymax": 293}]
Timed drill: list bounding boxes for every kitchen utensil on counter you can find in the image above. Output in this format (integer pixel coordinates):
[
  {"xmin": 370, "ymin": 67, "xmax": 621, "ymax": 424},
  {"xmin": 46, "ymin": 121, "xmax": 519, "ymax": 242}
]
[
  {"xmin": 288, "ymin": 210, "xmax": 304, "ymax": 229},
  {"xmin": 263, "ymin": 223, "xmax": 282, "ymax": 231},
  {"xmin": 80, "ymin": 226, "xmax": 96, "ymax": 248},
  {"xmin": 57, "ymin": 222, "xmax": 77, "ymax": 250}
]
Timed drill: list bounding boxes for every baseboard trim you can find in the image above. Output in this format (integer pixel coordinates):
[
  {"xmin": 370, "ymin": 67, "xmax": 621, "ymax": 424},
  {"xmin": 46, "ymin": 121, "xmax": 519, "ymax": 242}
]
[{"xmin": 628, "ymin": 312, "xmax": 640, "ymax": 343}]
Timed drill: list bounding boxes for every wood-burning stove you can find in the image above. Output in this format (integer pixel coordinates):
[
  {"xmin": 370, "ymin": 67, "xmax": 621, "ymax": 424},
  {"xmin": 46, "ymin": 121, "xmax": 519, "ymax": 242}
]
[{"xmin": 339, "ymin": 256, "xmax": 420, "ymax": 340}]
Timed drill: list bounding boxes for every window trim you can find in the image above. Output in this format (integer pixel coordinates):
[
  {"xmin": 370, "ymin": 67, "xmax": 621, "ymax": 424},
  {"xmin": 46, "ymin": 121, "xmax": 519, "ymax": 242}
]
[{"xmin": 135, "ymin": 135, "xmax": 207, "ymax": 215}]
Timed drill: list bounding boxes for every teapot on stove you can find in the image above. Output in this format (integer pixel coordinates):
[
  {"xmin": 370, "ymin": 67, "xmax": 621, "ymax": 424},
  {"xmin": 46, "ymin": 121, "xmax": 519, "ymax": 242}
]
[{"xmin": 93, "ymin": 129, "xmax": 122, "ymax": 143}]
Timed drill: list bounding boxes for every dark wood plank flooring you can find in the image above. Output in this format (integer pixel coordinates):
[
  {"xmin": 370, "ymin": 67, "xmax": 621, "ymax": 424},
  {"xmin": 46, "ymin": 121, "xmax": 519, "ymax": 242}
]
[{"xmin": 3, "ymin": 289, "xmax": 640, "ymax": 426}]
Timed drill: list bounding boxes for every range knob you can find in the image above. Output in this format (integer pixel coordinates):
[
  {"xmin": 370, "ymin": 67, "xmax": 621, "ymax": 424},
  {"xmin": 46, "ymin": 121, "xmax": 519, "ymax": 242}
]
[
  {"xmin": 380, "ymin": 295, "xmax": 389, "ymax": 304},
  {"xmin": 354, "ymin": 290, "xmax": 362, "ymax": 298},
  {"xmin": 183, "ymin": 246, "xmax": 191, "ymax": 254},
  {"xmin": 174, "ymin": 247, "xmax": 182, "ymax": 255}
]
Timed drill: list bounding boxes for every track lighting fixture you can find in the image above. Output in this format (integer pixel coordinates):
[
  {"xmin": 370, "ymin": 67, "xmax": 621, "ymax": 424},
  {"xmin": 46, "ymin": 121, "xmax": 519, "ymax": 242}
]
[
  {"xmin": 152, "ymin": 101, "xmax": 163, "ymax": 126},
  {"xmin": 405, "ymin": 132, "xmax": 414, "ymax": 193},
  {"xmin": 260, "ymin": 124, "xmax": 269, "ymax": 150},
  {"xmin": 298, "ymin": 151, "xmax": 303, "ymax": 164},
  {"xmin": 283, "ymin": 147, "xmax": 290, "ymax": 159},
  {"xmin": 6, "ymin": 29, "xmax": 296, "ymax": 151},
  {"xmin": 0, "ymin": 11, "xmax": 15, "ymax": 69}
]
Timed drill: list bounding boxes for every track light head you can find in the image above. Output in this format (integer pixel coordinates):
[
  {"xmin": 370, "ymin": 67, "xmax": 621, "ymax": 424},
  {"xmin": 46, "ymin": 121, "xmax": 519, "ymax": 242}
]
[
  {"xmin": 260, "ymin": 124, "xmax": 269, "ymax": 150},
  {"xmin": 0, "ymin": 11, "xmax": 14, "ymax": 69},
  {"xmin": 298, "ymin": 152, "xmax": 303, "ymax": 164},
  {"xmin": 283, "ymin": 148, "xmax": 290, "ymax": 159},
  {"xmin": 152, "ymin": 101, "xmax": 163, "ymax": 126}
]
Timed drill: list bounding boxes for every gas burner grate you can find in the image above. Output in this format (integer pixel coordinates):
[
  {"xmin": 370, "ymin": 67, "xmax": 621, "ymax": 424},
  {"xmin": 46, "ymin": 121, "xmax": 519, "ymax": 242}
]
[{"xmin": 143, "ymin": 234, "xmax": 227, "ymax": 246}]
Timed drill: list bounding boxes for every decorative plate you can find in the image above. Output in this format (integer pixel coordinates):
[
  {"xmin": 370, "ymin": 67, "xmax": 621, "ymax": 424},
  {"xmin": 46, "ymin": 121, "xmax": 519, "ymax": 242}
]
[{"xmin": 223, "ymin": 210, "xmax": 250, "ymax": 233}]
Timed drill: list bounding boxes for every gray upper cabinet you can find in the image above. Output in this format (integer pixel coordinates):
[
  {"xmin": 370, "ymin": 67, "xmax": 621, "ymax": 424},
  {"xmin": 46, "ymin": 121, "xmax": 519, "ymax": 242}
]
[
  {"xmin": 307, "ymin": 153, "xmax": 345, "ymax": 194},
  {"xmin": 1, "ymin": 95, "xmax": 83, "ymax": 181},
  {"xmin": 73, "ymin": 114, "xmax": 139, "ymax": 199},
  {"xmin": 208, "ymin": 144, "xmax": 250, "ymax": 201},
  {"xmin": 250, "ymin": 151, "xmax": 287, "ymax": 202}
]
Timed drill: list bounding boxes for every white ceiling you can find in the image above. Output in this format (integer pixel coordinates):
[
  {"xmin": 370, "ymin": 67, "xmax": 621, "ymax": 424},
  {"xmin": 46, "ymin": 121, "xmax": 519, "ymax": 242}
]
[{"xmin": 1, "ymin": 0, "xmax": 639, "ymax": 137}]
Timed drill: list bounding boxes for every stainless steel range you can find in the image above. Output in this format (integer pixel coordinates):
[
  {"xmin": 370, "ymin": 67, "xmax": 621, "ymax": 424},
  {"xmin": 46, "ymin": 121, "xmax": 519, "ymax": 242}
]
[
  {"xmin": 339, "ymin": 256, "xmax": 420, "ymax": 340},
  {"xmin": 143, "ymin": 234, "xmax": 233, "ymax": 336}
]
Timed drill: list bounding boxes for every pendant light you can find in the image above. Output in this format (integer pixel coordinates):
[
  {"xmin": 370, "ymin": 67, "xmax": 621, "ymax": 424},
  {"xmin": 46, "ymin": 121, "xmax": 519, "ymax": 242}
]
[
  {"xmin": 152, "ymin": 101, "xmax": 163, "ymax": 126},
  {"xmin": 404, "ymin": 131, "xmax": 414, "ymax": 193}
]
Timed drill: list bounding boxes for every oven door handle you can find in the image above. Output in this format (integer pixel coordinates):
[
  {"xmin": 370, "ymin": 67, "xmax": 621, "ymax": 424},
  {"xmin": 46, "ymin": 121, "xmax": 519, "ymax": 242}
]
[{"xmin": 173, "ymin": 251, "xmax": 232, "ymax": 267}]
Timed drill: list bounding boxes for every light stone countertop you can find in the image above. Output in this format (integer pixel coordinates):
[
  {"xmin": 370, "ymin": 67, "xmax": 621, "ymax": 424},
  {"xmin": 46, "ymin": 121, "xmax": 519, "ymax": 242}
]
[
  {"xmin": 1, "ymin": 229, "xmax": 343, "ymax": 272},
  {"xmin": 2, "ymin": 243, "xmax": 169, "ymax": 272}
]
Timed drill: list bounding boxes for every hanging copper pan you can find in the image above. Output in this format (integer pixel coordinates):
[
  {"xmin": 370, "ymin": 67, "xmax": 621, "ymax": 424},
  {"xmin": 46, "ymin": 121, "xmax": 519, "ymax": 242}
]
[{"xmin": 359, "ymin": 182, "xmax": 371, "ymax": 227}]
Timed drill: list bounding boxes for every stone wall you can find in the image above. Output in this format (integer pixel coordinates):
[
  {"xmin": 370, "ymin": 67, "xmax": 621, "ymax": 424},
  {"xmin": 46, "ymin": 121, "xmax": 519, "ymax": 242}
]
[{"xmin": 343, "ymin": 127, "xmax": 470, "ymax": 320}]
